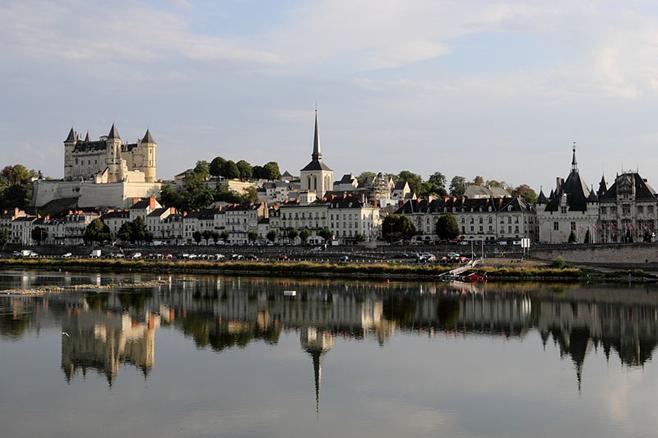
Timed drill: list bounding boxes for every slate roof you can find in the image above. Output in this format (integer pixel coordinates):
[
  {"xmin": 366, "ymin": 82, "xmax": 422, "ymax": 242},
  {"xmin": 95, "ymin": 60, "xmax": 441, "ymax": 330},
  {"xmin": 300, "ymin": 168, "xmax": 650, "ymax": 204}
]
[
  {"xmin": 393, "ymin": 181, "xmax": 408, "ymax": 191},
  {"xmin": 599, "ymin": 172, "xmax": 657, "ymax": 202},
  {"xmin": 107, "ymin": 124, "xmax": 120, "ymax": 139},
  {"xmin": 142, "ymin": 129, "xmax": 155, "ymax": 144},
  {"xmin": 73, "ymin": 140, "xmax": 107, "ymax": 153},
  {"xmin": 395, "ymin": 196, "xmax": 533, "ymax": 215},
  {"xmin": 537, "ymin": 189, "xmax": 547, "ymax": 204},
  {"xmin": 64, "ymin": 128, "xmax": 76, "ymax": 143},
  {"xmin": 301, "ymin": 110, "xmax": 332, "ymax": 172}
]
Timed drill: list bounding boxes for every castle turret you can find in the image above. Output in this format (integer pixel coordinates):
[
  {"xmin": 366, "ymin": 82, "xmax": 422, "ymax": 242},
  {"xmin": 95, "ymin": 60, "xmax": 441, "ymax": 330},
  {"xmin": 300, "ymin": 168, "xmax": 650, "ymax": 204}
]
[
  {"xmin": 140, "ymin": 129, "xmax": 157, "ymax": 183},
  {"xmin": 63, "ymin": 127, "xmax": 78, "ymax": 180},
  {"xmin": 105, "ymin": 124, "xmax": 124, "ymax": 183}
]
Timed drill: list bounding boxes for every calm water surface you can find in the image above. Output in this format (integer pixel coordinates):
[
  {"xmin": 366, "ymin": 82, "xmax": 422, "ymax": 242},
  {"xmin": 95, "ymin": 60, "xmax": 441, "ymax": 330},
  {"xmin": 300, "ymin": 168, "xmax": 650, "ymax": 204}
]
[{"xmin": 1, "ymin": 270, "xmax": 657, "ymax": 438}]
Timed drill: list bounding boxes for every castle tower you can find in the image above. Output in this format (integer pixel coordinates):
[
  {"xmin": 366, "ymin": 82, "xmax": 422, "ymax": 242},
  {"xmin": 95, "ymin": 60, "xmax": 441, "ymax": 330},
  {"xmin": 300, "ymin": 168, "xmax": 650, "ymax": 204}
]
[
  {"xmin": 140, "ymin": 129, "xmax": 157, "ymax": 183},
  {"xmin": 105, "ymin": 124, "xmax": 123, "ymax": 183},
  {"xmin": 63, "ymin": 127, "xmax": 78, "ymax": 180},
  {"xmin": 300, "ymin": 111, "xmax": 333, "ymax": 197}
]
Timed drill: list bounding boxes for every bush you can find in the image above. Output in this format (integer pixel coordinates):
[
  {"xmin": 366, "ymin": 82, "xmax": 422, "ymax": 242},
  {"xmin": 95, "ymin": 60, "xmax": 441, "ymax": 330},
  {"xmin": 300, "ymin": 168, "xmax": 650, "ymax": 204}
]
[{"xmin": 552, "ymin": 256, "xmax": 566, "ymax": 269}]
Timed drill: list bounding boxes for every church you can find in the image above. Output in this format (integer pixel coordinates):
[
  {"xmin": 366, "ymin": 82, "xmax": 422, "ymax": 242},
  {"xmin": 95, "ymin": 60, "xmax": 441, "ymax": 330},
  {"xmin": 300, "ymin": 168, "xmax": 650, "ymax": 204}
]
[{"xmin": 300, "ymin": 111, "xmax": 333, "ymax": 198}]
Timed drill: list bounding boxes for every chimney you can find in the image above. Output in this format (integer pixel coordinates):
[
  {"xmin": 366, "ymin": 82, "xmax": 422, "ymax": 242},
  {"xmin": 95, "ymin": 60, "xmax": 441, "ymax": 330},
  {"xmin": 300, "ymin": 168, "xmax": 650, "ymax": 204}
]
[{"xmin": 149, "ymin": 195, "xmax": 156, "ymax": 209}]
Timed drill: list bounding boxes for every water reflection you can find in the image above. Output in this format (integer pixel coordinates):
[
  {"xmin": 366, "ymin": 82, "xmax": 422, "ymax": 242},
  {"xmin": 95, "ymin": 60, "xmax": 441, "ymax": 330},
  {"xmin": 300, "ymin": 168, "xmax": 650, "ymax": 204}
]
[{"xmin": 2, "ymin": 273, "xmax": 658, "ymax": 404}]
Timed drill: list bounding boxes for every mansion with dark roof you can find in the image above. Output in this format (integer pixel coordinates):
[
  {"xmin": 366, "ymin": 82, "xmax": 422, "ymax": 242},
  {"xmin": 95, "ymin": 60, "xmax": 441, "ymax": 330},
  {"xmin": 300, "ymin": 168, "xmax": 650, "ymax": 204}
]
[{"xmin": 537, "ymin": 146, "xmax": 658, "ymax": 243}]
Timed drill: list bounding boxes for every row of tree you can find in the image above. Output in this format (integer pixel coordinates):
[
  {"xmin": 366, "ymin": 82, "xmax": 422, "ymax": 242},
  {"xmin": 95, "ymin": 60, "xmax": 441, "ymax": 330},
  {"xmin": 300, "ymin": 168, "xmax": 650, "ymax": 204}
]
[
  {"xmin": 355, "ymin": 171, "xmax": 537, "ymax": 204},
  {"xmin": 381, "ymin": 213, "xmax": 460, "ymax": 242},
  {"xmin": 206, "ymin": 157, "xmax": 281, "ymax": 181}
]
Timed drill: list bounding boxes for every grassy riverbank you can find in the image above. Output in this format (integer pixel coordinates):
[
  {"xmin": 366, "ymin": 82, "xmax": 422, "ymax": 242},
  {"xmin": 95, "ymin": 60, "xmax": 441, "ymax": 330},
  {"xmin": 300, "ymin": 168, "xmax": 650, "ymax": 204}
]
[{"xmin": 0, "ymin": 257, "xmax": 599, "ymax": 281}]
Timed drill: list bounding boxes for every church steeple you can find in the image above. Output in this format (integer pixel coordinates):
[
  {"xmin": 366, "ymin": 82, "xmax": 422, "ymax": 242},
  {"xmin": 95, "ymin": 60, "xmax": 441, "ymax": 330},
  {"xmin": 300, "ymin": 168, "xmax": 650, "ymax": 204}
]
[
  {"xmin": 312, "ymin": 110, "xmax": 321, "ymax": 162},
  {"xmin": 571, "ymin": 141, "xmax": 578, "ymax": 173}
]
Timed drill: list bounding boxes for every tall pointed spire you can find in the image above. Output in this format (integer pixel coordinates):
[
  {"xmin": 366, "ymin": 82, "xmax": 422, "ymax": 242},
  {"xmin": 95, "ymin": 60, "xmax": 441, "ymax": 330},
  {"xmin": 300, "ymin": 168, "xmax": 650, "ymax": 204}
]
[
  {"xmin": 142, "ymin": 129, "xmax": 155, "ymax": 144},
  {"xmin": 571, "ymin": 141, "xmax": 578, "ymax": 173},
  {"xmin": 312, "ymin": 110, "xmax": 321, "ymax": 161},
  {"xmin": 64, "ymin": 127, "xmax": 76, "ymax": 143},
  {"xmin": 84, "ymin": 131, "xmax": 90, "ymax": 142},
  {"xmin": 107, "ymin": 123, "xmax": 120, "ymax": 140}
]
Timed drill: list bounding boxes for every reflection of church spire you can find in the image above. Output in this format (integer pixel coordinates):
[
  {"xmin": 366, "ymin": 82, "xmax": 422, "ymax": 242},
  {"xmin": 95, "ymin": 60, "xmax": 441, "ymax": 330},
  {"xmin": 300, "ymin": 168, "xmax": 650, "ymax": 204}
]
[{"xmin": 300, "ymin": 327, "xmax": 334, "ymax": 416}]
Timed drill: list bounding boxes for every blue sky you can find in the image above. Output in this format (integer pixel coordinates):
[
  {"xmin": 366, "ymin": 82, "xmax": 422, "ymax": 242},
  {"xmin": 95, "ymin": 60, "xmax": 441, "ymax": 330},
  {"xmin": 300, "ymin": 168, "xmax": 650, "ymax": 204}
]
[{"xmin": 3, "ymin": 0, "xmax": 658, "ymax": 192}]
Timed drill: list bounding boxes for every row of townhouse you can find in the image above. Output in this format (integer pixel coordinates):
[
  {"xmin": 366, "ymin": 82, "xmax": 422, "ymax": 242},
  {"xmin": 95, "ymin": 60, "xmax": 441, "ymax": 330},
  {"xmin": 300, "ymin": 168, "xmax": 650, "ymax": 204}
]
[
  {"xmin": 7, "ymin": 211, "xmax": 100, "ymax": 246},
  {"xmin": 273, "ymin": 194, "xmax": 381, "ymax": 242},
  {"xmin": 396, "ymin": 196, "xmax": 537, "ymax": 242}
]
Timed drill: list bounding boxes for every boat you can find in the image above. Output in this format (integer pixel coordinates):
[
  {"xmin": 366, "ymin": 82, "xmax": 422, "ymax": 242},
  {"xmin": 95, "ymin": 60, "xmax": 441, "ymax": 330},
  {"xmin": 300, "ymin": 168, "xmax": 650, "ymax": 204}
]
[{"xmin": 283, "ymin": 290, "xmax": 297, "ymax": 297}]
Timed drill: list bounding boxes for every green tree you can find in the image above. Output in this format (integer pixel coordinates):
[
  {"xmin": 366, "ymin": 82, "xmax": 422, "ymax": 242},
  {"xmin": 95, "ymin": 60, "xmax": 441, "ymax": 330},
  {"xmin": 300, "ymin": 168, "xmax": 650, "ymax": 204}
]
[
  {"xmin": 0, "ymin": 228, "xmax": 9, "ymax": 247},
  {"xmin": 251, "ymin": 165, "xmax": 265, "ymax": 179},
  {"xmin": 318, "ymin": 228, "xmax": 333, "ymax": 242},
  {"xmin": 236, "ymin": 160, "xmax": 253, "ymax": 180},
  {"xmin": 397, "ymin": 170, "xmax": 423, "ymax": 195},
  {"xmin": 355, "ymin": 233, "xmax": 366, "ymax": 242},
  {"xmin": 31, "ymin": 226, "xmax": 48, "ymax": 245},
  {"xmin": 382, "ymin": 215, "xmax": 416, "ymax": 242},
  {"xmin": 194, "ymin": 160, "xmax": 210, "ymax": 180},
  {"xmin": 513, "ymin": 184, "xmax": 537, "ymax": 204},
  {"xmin": 220, "ymin": 231, "xmax": 229, "ymax": 241},
  {"xmin": 287, "ymin": 228, "xmax": 299, "ymax": 243},
  {"xmin": 266, "ymin": 230, "xmax": 278, "ymax": 242},
  {"xmin": 449, "ymin": 176, "xmax": 466, "ymax": 196},
  {"xmin": 193, "ymin": 231, "xmax": 202, "ymax": 245},
  {"xmin": 583, "ymin": 229, "xmax": 591, "ymax": 244},
  {"xmin": 117, "ymin": 217, "xmax": 151, "ymax": 243},
  {"xmin": 1, "ymin": 165, "xmax": 35, "ymax": 186},
  {"xmin": 214, "ymin": 186, "xmax": 243, "ymax": 204},
  {"xmin": 247, "ymin": 231, "xmax": 258, "ymax": 242},
  {"xmin": 211, "ymin": 231, "xmax": 220, "ymax": 244},
  {"xmin": 436, "ymin": 214, "xmax": 460, "ymax": 240},
  {"xmin": 357, "ymin": 171, "xmax": 376, "ymax": 187},
  {"xmin": 84, "ymin": 218, "xmax": 111, "ymax": 244},
  {"xmin": 202, "ymin": 230, "xmax": 212, "ymax": 244},
  {"xmin": 209, "ymin": 156, "xmax": 226, "ymax": 177},
  {"xmin": 117, "ymin": 222, "xmax": 133, "ymax": 242},
  {"xmin": 158, "ymin": 184, "xmax": 182, "ymax": 209},
  {"xmin": 299, "ymin": 228, "xmax": 311, "ymax": 244},
  {"xmin": 221, "ymin": 160, "xmax": 240, "ymax": 179},
  {"xmin": 420, "ymin": 172, "xmax": 447, "ymax": 197},
  {"xmin": 240, "ymin": 187, "xmax": 258, "ymax": 205},
  {"xmin": 263, "ymin": 162, "xmax": 281, "ymax": 180}
]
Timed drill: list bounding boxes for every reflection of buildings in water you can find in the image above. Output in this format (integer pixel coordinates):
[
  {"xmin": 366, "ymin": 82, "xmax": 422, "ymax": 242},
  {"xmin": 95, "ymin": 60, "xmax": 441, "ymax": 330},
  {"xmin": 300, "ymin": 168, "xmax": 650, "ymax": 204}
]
[
  {"xmin": 300, "ymin": 327, "xmax": 335, "ymax": 415},
  {"xmin": 61, "ymin": 310, "xmax": 159, "ymax": 385}
]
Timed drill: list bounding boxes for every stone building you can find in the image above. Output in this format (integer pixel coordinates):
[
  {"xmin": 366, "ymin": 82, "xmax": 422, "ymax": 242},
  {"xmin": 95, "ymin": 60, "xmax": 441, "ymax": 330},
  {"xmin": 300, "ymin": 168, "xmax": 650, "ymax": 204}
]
[
  {"xmin": 300, "ymin": 111, "xmax": 333, "ymax": 197},
  {"xmin": 536, "ymin": 146, "xmax": 599, "ymax": 243},
  {"xmin": 598, "ymin": 172, "xmax": 658, "ymax": 243},
  {"xmin": 397, "ymin": 196, "xmax": 536, "ymax": 242},
  {"xmin": 64, "ymin": 125, "xmax": 156, "ymax": 183}
]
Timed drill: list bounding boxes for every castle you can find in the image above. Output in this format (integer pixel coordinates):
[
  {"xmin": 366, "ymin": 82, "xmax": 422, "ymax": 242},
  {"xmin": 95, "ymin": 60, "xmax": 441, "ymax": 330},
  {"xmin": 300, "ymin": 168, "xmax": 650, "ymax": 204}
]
[
  {"xmin": 64, "ymin": 124, "xmax": 156, "ymax": 183},
  {"xmin": 32, "ymin": 125, "xmax": 161, "ymax": 209}
]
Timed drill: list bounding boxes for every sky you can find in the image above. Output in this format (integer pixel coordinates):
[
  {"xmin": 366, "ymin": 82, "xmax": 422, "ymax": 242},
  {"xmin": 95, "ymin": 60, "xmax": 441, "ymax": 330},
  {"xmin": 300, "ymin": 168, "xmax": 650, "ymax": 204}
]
[{"xmin": 3, "ymin": 0, "xmax": 658, "ymax": 192}]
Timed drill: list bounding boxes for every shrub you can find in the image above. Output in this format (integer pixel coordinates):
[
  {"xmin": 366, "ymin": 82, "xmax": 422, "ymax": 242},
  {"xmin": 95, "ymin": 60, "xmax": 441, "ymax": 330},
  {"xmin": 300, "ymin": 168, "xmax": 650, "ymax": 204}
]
[{"xmin": 552, "ymin": 256, "xmax": 566, "ymax": 269}]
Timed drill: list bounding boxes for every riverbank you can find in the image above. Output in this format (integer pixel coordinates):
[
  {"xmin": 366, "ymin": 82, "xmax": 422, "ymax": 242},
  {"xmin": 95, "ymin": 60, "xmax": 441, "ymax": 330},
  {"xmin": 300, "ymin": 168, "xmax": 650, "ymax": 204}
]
[
  {"xmin": 0, "ymin": 278, "xmax": 170, "ymax": 296},
  {"xmin": 0, "ymin": 257, "xmax": 643, "ymax": 282}
]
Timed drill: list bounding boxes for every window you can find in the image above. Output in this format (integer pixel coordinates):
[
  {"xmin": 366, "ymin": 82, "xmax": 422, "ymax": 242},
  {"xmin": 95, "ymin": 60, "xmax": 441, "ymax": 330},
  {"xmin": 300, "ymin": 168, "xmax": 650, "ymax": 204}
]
[
  {"xmin": 571, "ymin": 222, "xmax": 576, "ymax": 231},
  {"xmin": 649, "ymin": 206, "xmax": 655, "ymax": 215},
  {"xmin": 600, "ymin": 207, "xmax": 607, "ymax": 215},
  {"xmin": 622, "ymin": 205, "xmax": 631, "ymax": 215},
  {"xmin": 638, "ymin": 206, "xmax": 644, "ymax": 214},
  {"xmin": 561, "ymin": 206, "xmax": 567, "ymax": 214},
  {"xmin": 554, "ymin": 222, "xmax": 559, "ymax": 231}
]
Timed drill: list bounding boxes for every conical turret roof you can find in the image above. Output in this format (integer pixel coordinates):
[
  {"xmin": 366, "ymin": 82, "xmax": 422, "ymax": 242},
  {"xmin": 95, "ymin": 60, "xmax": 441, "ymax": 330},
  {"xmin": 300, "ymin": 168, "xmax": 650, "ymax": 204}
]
[
  {"xmin": 142, "ymin": 129, "xmax": 155, "ymax": 144},
  {"xmin": 107, "ymin": 124, "xmax": 120, "ymax": 139}
]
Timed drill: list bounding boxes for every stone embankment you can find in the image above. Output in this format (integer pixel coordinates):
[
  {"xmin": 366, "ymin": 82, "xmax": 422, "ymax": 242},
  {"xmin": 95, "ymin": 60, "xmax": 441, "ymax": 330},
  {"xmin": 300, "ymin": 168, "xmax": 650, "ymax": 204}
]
[{"xmin": 532, "ymin": 243, "xmax": 658, "ymax": 268}]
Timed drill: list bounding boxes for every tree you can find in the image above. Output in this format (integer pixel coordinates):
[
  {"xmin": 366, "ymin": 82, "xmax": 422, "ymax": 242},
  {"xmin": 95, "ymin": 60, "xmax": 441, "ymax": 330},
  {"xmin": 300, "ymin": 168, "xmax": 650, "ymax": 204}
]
[
  {"xmin": 397, "ymin": 170, "xmax": 423, "ymax": 195},
  {"xmin": 357, "ymin": 171, "xmax": 376, "ymax": 187},
  {"xmin": 221, "ymin": 160, "xmax": 240, "ymax": 179},
  {"xmin": 214, "ymin": 186, "xmax": 243, "ymax": 204},
  {"xmin": 117, "ymin": 222, "xmax": 133, "ymax": 243},
  {"xmin": 473, "ymin": 176, "xmax": 484, "ymax": 186},
  {"xmin": 382, "ymin": 215, "xmax": 416, "ymax": 242},
  {"xmin": 0, "ymin": 184, "xmax": 29, "ymax": 209},
  {"xmin": 287, "ymin": 228, "xmax": 298, "ymax": 243},
  {"xmin": 193, "ymin": 231, "xmax": 202, "ymax": 245},
  {"xmin": 0, "ymin": 228, "xmax": 9, "ymax": 247},
  {"xmin": 209, "ymin": 156, "xmax": 226, "ymax": 177},
  {"xmin": 117, "ymin": 217, "xmax": 151, "ymax": 244},
  {"xmin": 236, "ymin": 160, "xmax": 253, "ymax": 180},
  {"xmin": 568, "ymin": 230, "xmax": 577, "ymax": 243},
  {"xmin": 84, "ymin": 218, "xmax": 111, "ymax": 244},
  {"xmin": 247, "ymin": 231, "xmax": 258, "ymax": 242},
  {"xmin": 1, "ymin": 165, "xmax": 35, "ymax": 186},
  {"xmin": 436, "ymin": 214, "xmax": 460, "ymax": 240},
  {"xmin": 318, "ymin": 228, "xmax": 333, "ymax": 242},
  {"xmin": 251, "ymin": 165, "xmax": 265, "ymax": 179},
  {"xmin": 202, "ymin": 230, "xmax": 212, "ymax": 244},
  {"xmin": 158, "ymin": 184, "xmax": 182, "ymax": 209},
  {"xmin": 512, "ymin": 184, "xmax": 537, "ymax": 204},
  {"xmin": 31, "ymin": 226, "xmax": 48, "ymax": 245},
  {"xmin": 266, "ymin": 230, "xmax": 278, "ymax": 242},
  {"xmin": 583, "ymin": 229, "xmax": 591, "ymax": 244},
  {"xmin": 194, "ymin": 160, "xmax": 210, "ymax": 180},
  {"xmin": 355, "ymin": 233, "xmax": 366, "ymax": 243},
  {"xmin": 211, "ymin": 231, "xmax": 220, "ymax": 244},
  {"xmin": 263, "ymin": 161, "xmax": 281, "ymax": 180},
  {"xmin": 420, "ymin": 172, "xmax": 447, "ymax": 197},
  {"xmin": 299, "ymin": 229, "xmax": 311, "ymax": 244},
  {"xmin": 220, "ymin": 231, "xmax": 229, "ymax": 241},
  {"xmin": 240, "ymin": 187, "xmax": 258, "ymax": 205},
  {"xmin": 449, "ymin": 176, "xmax": 466, "ymax": 196}
]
